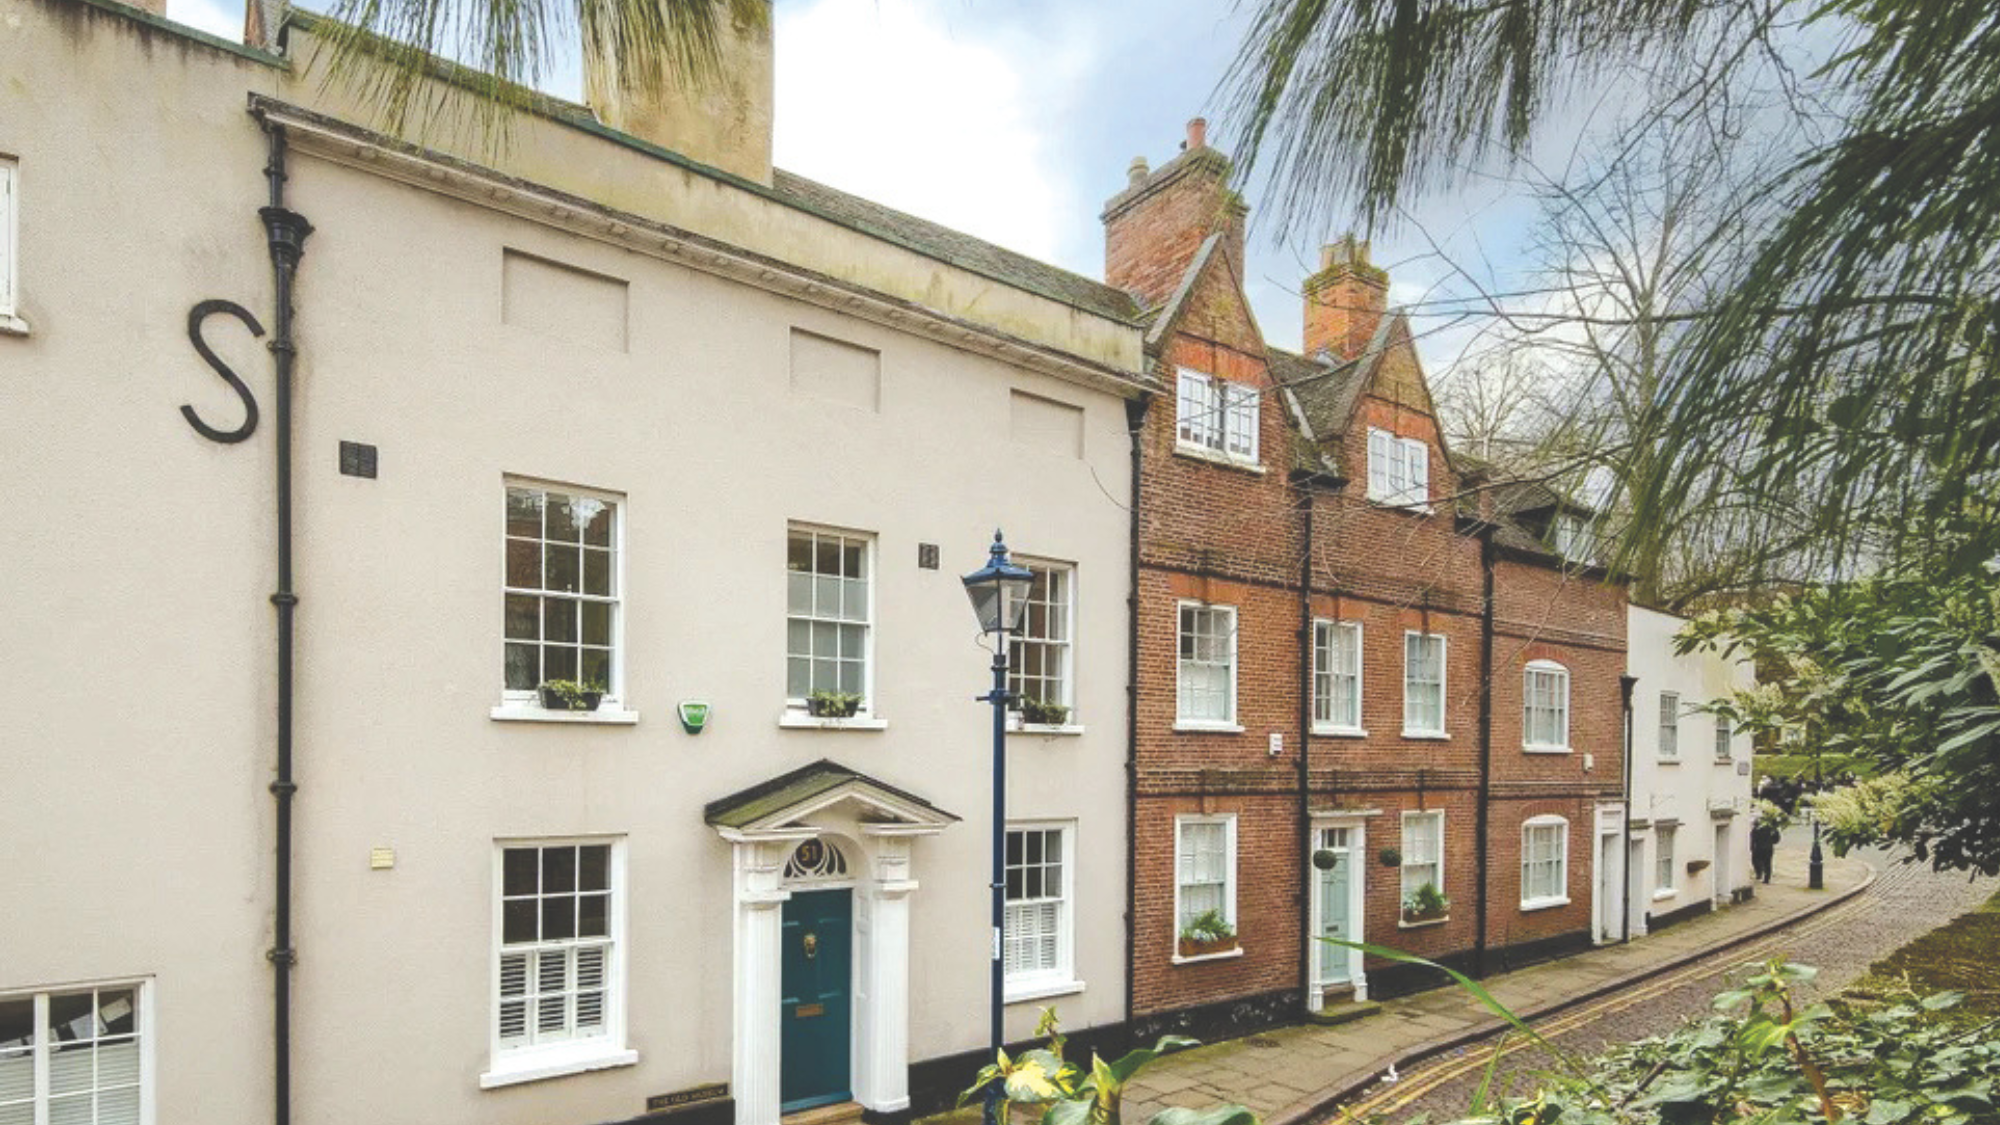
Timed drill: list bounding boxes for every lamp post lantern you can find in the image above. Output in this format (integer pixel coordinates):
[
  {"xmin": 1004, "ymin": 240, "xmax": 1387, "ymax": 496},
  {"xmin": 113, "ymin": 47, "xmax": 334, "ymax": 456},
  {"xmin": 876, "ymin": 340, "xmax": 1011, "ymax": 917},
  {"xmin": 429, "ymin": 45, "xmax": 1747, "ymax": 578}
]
[{"xmin": 962, "ymin": 530, "xmax": 1034, "ymax": 1125}]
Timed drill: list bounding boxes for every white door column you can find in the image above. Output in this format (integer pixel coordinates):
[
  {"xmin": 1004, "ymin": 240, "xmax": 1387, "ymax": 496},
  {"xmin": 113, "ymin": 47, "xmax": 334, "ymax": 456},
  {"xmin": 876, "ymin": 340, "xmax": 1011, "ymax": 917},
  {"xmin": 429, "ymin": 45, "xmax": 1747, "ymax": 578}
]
[
  {"xmin": 730, "ymin": 837, "xmax": 796, "ymax": 1125},
  {"xmin": 854, "ymin": 832, "xmax": 917, "ymax": 1112}
]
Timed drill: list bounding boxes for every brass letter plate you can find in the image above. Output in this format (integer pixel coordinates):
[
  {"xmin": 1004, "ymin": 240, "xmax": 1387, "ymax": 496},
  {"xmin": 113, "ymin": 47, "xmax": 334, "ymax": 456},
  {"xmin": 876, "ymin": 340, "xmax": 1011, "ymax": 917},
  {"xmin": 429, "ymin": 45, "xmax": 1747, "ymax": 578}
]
[{"xmin": 794, "ymin": 1003, "xmax": 825, "ymax": 1018}]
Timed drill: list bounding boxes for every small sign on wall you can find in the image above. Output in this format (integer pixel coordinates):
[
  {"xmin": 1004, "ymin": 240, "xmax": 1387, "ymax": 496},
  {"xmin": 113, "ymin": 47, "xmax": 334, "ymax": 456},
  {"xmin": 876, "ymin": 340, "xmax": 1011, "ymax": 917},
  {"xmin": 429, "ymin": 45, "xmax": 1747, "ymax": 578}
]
[{"xmin": 647, "ymin": 1083, "xmax": 729, "ymax": 1113}]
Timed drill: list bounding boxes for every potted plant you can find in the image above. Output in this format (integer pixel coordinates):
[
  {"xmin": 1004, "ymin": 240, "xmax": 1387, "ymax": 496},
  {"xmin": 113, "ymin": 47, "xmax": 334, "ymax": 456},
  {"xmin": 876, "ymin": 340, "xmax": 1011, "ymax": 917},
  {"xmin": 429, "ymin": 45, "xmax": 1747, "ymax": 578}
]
[
  {"xmin": 1176, "ymin": 909, "xmax": 1238, "ymax": 958},
  {"xmin": 1378, "ymin": 846, "xmax": 1403, "ymax": 868},
  {"xmin": 1400, "ymin": 881, "xmax": 1450, "ymax": 924},
  {"xmin": 1312, "ymin": 848, "xmax": 1340, "ymax": 871},
  {"xmin": 538, "ymin": 678, "xmax": 605, "ymax": 712},
  {"xmin": 806, "ymin": 690, "xmax": 862, "ymax": 719},
  {"xmin": 1019, "ymin": 697, "xmax": 1071, "ymax": 726}
]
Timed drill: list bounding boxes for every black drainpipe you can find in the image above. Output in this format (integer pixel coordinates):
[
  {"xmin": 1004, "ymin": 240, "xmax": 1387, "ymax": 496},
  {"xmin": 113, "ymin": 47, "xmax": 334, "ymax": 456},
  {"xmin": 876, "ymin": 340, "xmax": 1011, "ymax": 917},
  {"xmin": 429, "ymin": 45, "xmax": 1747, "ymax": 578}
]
[
  {"xmin": 1619, "ymin": 673, "xmax": 1637, "ymax": 944},
  {"xmin": 1122, "ymin": 393, "xmax": 1149, "ymax": 1037},
  {"xmin": 1472, "ymin": 525, "xmax": 1496, "ymax": 979},
  {"xmin": 1295, "ymin": 484, "xmax": 1314, "ymax": 1011},
  {"xmin": 256, "ymin": 118, "xmax": 312, "ymax": 1125}
]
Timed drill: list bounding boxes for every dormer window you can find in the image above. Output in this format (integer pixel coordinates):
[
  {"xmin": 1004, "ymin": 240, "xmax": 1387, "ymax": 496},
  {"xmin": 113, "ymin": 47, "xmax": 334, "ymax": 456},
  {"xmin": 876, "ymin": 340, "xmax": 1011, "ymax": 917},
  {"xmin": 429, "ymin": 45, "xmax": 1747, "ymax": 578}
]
[
  {"xmin": 1367, "ymin": 428, "xmax": 1429, "ymax": 509},
  {"xmin": 1553, "ymin": 512, "xmax": 1596, "ymax": 562},
  {"xmin": 1176, "ymin": 369, "xmax": 1260, "ymax": 466}
]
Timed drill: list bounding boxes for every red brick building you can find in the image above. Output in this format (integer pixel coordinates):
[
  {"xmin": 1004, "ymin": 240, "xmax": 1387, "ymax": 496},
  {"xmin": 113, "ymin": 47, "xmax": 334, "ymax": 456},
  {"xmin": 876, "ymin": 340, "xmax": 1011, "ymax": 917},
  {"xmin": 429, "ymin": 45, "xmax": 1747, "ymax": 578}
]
[{"xmin": 1107, "ymin": 121, "xmax": 1628, "ymax": 1039}]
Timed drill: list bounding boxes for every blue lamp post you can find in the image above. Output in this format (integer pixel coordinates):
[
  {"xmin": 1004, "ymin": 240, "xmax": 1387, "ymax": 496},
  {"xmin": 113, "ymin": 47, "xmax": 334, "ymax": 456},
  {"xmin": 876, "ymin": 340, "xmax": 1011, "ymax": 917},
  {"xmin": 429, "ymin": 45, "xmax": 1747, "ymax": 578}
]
[{"xmin": 962, "ymin": 530, "xmax": 1035, "ymax": 1125}]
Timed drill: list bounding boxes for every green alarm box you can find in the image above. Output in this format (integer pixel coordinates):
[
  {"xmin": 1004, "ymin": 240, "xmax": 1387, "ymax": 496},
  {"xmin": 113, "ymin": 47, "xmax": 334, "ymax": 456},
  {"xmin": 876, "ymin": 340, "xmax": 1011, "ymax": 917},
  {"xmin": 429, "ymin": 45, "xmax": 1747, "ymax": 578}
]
[{"xmin": 677, "ymin": 701, "xmax": 711, "ymax": 735}]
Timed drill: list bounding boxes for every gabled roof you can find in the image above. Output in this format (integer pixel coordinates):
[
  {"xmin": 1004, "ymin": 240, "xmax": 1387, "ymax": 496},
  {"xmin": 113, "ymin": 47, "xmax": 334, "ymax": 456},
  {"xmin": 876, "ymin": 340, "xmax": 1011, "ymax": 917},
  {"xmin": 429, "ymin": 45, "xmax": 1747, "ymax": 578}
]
[
  {"xmin": 703, "ymin": 759, "xmax": 959, "ymax": 833},
  {"xmin": 773, "ymin": 172, "xmax": 1143, "ymax": 326}
]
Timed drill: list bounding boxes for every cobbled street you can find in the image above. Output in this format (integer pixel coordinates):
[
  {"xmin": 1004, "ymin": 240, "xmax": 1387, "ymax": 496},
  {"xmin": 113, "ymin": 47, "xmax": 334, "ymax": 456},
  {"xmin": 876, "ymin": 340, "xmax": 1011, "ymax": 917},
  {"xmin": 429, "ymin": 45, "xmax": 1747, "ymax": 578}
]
[{"xmin": 1322, "ymin": 845, "xmax": 1997, "ymax": 1123}]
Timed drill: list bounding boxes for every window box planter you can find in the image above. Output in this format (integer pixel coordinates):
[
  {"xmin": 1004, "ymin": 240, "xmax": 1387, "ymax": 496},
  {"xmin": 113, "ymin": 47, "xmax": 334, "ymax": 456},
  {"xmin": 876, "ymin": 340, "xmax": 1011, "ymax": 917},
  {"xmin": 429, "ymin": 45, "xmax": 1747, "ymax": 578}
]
[
  {"xmin": 1018, "ymin": 698, "xmax": 1071, "ymax": 726},
  {"xmin": 1176, "ymin": 935, "xmax": 1240, "ymax": 959},
  {"xmin": 1400, "ymin": 904, "xmax": 1450, "ymax": 925},
  {"xmin": 806, "ymin": 692, "xmax": 863, "ymax": 719},
  {"xmin": 538, "ymin": 682, "xmax": 604, "ymax": 712}
]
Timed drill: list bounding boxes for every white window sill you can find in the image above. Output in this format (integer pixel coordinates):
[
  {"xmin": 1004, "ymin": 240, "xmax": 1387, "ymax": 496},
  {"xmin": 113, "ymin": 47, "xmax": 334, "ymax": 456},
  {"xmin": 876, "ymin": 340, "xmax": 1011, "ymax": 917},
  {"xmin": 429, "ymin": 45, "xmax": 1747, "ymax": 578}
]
[
  {"xmin": 0, "ymin": 312, "xmax": 29, "ymax": 337},
  {"xmin": 1713, "ymin": 758, "xmax": 1735, "ymax": 766},
  {"xmin": 778, "ymin": 712, "xmax": 889, "ymax": 731},
  {"xmin": 1519, "ymin": 896, "xmax": 1571, "ymax": 913},
  {"xmin": 1174, "ymin": 721, "xmax": 1246, "ymax": 734},
  {"xmin": 1522, "ymin": 745, "xmax": 1572, "ymax": 755},
  {"xmin": 1657, "ymin": 757, "xmax": 1681, "ymax": 765},
  {"xmin": 480, "ymin": 1046, "xmax": 638, "ymax": 1089},
  {"xmin": 1171, "ymin": 946, "xmax": 1245, "ymax": 966},
  {"xmin": 490, "ymin": 705, "xmax": 640, "ymax": 725},
  {"xmin": 1009, "ymin": 723, "xmax": 1086, "ymax": 737},
  {"xmin": 1398, "ymin": 916, "xmax": 1450, "ymax": 930},
  {"xmin": 1173, "ymin": 444, "xmax": 1266, "ymax": 474},
  {"xmin": 1653, "ymin": 888, "xmax": 1678, "ymax": 901},
  {"xmin": 1366, "ymin": 497, "xmax": 1434, "ymax": 515},
  {"xmin": 1312, "ymin": 725, "xmax": 1367, "ymax": 738},
  {"xmin": 1005, "ymin": 978, "xmax": 1086, "ymax": 1004},
  {"xmin": 1402, "ymin": 730, "xmax": 1449, "ymax": 741}
]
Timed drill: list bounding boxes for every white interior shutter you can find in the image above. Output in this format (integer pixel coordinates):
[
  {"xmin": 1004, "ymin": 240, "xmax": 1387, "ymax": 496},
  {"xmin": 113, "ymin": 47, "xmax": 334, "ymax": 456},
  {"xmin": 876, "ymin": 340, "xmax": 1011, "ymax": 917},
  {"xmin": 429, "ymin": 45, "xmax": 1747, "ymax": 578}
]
[{"xmin": 1368, "ymin": 430, "xmax": 1391, "ymax": 499}]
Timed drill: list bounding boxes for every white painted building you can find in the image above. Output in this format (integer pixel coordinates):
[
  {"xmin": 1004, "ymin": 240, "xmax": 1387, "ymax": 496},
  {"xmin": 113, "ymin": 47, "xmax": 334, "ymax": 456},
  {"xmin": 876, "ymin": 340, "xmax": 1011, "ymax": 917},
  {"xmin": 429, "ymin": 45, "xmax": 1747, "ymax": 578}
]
[
  {"xmin": 0, "ymin": 4, "xmax": 1146, "ymax": 1124},
  {"xmin": 1623, "ymin": 604, "xmax": 1757, "ymax": 936}
]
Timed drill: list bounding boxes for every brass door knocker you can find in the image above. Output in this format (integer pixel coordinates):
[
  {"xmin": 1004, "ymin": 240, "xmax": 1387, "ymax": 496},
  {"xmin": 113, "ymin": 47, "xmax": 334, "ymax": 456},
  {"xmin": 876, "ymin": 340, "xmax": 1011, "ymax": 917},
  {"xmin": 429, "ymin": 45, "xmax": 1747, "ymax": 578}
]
[{"xmin": 802, "ymin": 932, "xmax": 819, "ymax": 959}]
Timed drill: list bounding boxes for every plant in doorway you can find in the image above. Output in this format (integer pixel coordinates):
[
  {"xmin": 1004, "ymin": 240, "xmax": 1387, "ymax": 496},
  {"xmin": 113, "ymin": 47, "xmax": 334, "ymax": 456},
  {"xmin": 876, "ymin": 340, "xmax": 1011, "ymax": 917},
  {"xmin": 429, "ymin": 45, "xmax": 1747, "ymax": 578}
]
[
  {"xmin": 959, "ymin": 1008, "xmax": 1256, "ymax": 1125},
  {"xmin": 1177, "ymin": 909, "xmax": 1238, "ymax": 958},
  {"xmin": 1401, "ymin": 881, "xmax": 1450, "ymax": 924}
]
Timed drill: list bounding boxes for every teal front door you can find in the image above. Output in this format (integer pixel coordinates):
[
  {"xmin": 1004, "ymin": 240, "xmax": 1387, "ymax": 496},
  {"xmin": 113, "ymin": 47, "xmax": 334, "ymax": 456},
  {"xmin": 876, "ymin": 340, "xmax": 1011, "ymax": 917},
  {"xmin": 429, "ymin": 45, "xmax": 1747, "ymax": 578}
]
[{"xmin": 780, "ymin": 888, "xmax": 852, "ymax": 1111}]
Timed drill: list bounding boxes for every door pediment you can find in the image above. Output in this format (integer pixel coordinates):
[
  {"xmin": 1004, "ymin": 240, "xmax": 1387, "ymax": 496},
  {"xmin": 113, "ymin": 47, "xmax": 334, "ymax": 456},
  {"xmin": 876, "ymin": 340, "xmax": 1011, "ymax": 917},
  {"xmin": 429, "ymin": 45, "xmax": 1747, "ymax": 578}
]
[{"xmin": 705, "ymin": 759, "xmax": 959, "ymax": 840}]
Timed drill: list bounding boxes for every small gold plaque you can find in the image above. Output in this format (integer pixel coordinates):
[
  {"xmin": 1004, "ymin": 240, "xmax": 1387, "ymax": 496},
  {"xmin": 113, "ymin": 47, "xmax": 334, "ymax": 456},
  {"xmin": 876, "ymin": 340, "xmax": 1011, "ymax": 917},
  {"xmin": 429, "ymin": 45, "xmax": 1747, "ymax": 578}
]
[{"xmin": 795, "ymin": 1003, "xmax": 825, "ymax": 1019}]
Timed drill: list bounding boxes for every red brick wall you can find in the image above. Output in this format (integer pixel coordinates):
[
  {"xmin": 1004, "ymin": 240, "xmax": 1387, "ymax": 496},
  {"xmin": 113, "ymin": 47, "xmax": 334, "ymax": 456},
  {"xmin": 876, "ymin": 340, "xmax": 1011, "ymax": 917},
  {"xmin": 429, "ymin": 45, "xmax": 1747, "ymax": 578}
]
[{"xmin": 1123, "ymin": 204, "xmax": 1631, "ymax": 1020}]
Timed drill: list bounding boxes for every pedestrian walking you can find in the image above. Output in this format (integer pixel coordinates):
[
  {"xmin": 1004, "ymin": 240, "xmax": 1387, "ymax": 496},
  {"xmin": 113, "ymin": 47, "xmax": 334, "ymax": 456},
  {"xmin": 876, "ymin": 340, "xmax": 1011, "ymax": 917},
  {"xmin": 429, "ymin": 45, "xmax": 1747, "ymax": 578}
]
[{"xmin": 1751, "ymin": 819, "xmax": 1780, "ymax": 883}]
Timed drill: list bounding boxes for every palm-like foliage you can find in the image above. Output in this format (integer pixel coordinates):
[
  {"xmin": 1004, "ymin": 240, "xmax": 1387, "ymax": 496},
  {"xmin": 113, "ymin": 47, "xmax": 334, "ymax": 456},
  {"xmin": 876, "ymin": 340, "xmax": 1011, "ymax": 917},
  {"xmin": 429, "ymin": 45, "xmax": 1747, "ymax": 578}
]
[
  {"xmin": 1224, "ymin": 0, "xmax": 2000, "ymax": 583},
  {"xmin": 309, "ymin": 0, "xmax": 766, "ymax": 137}
]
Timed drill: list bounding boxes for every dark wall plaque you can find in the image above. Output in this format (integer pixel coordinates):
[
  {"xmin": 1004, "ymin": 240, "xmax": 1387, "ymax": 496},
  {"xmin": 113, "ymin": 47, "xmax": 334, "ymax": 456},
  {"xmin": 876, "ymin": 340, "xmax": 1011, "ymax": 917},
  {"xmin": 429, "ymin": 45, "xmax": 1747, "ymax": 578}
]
[{"xmin": 647, "ymin": 1083, "xmax": 730, "ymax": 1113}]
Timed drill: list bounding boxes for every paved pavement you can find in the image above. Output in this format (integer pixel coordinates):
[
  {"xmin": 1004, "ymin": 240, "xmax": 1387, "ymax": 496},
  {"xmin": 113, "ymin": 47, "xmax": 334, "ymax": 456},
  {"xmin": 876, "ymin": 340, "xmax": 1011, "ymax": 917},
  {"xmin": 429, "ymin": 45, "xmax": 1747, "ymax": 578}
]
[{"xmin": 1121, "ymin": 844, "xmax": 1875, "ymax": 1125}]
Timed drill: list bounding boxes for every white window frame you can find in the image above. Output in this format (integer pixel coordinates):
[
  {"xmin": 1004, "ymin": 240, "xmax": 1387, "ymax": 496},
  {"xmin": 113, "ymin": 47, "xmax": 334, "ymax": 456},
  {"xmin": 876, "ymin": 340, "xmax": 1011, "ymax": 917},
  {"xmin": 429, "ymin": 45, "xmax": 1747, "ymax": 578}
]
[
  {"xmin": 1520, "ymin": 816, "xmax": 1571, "ymax": 910},
  {"xmin": 1402, "ymin": 631, "xmax": 1448, "ymax": 738},
  {"xmin": 1522, "ymin": 660, "xmax": 1572, "ymax": 753},
  {"xmin": 1176, "ymin": 602, "xmax": 1240, "ymax": 730},
  {"xmin": 1659, "ymin": 692, "xmax": 1680, "ymax": 759},
  {"xmin": 1654, "ymin": 825, "xmax": 1678, "ymax": 897},
  {"xmin": 785, "ymin": 523, "xmax": 877, "ymax": 716},
  {"xmin": 1366, "ymin": 428, "xmax": 1431, "ymax": 510},
  {"xmin": 1172, "ymin": 814, "xmax": 1239, "ymax": 961},
  {"xmin": 497, "ymin": 479, "xmax": 630, "ymax": 722},
  {"xmin": 1311, "ymin": 620, "xmax": 1364, "ymax": 735},
  {"xmin": 1175, "ymin": 368, "xmax": 1261, "ymax": 467},
  {"xmin": 1714, "ymin": 715, "xmax": 1734, "ymax": 761},
  {"xmin": 1400, "ymin": 810, "xmax": 1446, "ymax": 915},
  {"xmin": 0, "ymin": 156, "xmax": 21, "ymax": 333},
  {"xmin": 1553, "ymin": 513, "xmax": 1596, "ymax": 561},
  {"xmin": 1008, "ymin": 560, "xmax": 1077, "ymax": 728},
  {"xmin": 1003, "ymin": 821, "xmax": 1080, "ymax": 1001},
  {"xmin": 484, "ymin": 836, "xmax": 635, "ymax": 1088},
  {"xmin": 0, "ymin": 978, "xmax": 155, "ymax": 1125}
]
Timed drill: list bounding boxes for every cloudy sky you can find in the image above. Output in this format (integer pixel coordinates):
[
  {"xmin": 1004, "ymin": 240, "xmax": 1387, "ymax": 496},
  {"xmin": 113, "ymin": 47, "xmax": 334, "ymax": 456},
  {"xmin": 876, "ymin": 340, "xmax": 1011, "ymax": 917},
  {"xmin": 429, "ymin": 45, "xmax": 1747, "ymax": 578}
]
[{"xmin": 166, "ymin": 0, "xmax": 1556, "ymax": 372}]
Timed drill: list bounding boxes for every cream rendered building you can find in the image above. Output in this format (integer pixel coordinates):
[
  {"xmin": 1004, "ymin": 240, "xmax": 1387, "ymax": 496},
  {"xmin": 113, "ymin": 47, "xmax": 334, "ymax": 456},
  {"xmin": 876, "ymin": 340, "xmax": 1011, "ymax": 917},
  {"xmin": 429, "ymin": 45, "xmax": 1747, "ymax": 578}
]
[
  {"xmin": 1623, "ymin": 604, "xmax": 1758, "ymax": 938},
  {"xmin": 0, "ymin": 3, "xmax": 1147, "ymax": 1124}
]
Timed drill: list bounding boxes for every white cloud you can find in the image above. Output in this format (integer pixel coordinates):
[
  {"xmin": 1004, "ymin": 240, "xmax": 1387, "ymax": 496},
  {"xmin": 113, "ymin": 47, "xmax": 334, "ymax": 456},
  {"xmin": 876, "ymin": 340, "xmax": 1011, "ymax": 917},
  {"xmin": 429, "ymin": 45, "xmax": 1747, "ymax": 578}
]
[
  {"xmin": 773, "ymin": 0, "xmax": 1084, "ymax": 264},
  {"xmin": 168, "ymin": 0, "xmax": 241, "ymax": 41}
]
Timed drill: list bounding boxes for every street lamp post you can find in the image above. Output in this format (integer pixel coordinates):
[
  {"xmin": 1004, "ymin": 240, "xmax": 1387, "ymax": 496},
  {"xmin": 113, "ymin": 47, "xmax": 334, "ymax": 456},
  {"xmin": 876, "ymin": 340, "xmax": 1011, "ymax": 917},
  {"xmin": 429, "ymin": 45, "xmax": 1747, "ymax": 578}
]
[
  {"xmin": 962, "ymin": 531, "xmax": 1035, "ymax": 1125},
  {"xmin": 1809, "ymin": 746, "xmax": 1825, "ymax": 890}
]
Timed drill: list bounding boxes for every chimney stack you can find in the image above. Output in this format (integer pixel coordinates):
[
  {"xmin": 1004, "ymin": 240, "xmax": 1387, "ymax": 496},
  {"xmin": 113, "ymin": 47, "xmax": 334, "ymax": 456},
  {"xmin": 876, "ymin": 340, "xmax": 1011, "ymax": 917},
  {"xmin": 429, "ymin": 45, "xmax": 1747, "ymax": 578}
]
[
  {"xmin": 1102, "ymin": 118, "xmax": 1247, "ymax": 311},
  {"xmin": 584, "ymin": 0, "xmax": 775, "ymax": 185},
  {"xmin": 1303, "ymin": 234, "xmax": 1388, "ymax": 361}
]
